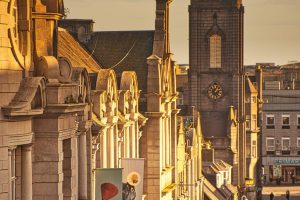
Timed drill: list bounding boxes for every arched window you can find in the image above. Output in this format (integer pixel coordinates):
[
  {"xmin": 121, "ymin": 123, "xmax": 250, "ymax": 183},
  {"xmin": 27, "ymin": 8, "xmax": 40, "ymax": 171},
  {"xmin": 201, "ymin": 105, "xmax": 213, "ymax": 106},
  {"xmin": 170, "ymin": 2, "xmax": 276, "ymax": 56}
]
[{"xmin": 210, "ymin": 34, "xmax": 222, "ymax": 68}]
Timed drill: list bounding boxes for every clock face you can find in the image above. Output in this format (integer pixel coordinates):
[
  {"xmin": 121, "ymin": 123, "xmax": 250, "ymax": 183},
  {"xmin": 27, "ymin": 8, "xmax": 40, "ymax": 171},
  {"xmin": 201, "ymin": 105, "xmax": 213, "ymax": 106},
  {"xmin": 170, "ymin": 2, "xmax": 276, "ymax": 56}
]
[{"xmin": 207, "ymin": 82, "xmax": 223, "ymax": 100}]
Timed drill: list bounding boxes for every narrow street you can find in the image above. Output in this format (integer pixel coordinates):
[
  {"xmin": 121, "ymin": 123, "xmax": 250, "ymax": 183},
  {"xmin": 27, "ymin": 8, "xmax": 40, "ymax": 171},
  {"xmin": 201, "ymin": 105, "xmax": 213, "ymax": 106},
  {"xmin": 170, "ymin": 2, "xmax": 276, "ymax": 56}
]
[{"xmin": 262, "ymin": 186, "xmax": 300, "ymax": 200}]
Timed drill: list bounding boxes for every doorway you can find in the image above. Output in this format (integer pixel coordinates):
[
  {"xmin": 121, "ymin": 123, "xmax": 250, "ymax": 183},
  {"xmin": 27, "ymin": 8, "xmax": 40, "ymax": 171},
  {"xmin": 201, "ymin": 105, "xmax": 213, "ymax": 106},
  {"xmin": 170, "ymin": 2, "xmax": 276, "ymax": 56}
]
[{"xmin": 283, "ymin": 167, "xmax": 296, "ymax": 182}]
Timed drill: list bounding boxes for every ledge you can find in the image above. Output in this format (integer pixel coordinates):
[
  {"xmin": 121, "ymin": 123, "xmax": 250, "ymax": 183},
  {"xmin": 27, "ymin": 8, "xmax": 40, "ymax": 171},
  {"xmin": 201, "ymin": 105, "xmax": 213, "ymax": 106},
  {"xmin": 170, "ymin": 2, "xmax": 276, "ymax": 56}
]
[
  {"xmin": 46, "ymin": 103, "xmax": 87, "ymax": 114},
  {"xmin": 162, "ymin": 183, "xmax": 177, "ymax": 194}
]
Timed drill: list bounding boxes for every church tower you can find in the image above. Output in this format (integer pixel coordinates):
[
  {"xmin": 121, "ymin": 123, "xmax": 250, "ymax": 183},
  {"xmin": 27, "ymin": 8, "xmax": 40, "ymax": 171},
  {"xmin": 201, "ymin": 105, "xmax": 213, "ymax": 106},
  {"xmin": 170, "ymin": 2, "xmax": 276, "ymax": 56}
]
[{"xmin": 188, "ymin": 0, "xmax": 246, "ymax": 187}]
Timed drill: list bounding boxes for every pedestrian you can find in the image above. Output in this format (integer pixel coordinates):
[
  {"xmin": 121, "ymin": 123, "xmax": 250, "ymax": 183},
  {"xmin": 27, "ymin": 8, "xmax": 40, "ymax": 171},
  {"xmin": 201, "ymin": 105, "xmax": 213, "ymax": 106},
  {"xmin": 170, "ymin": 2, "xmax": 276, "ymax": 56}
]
[
  {"xmin": 270, "ymin": 192, "xmax": 274, "ymax": 200},
  {"xmin": 292, "ymin": 173, "xmax": 296, "ymax": 185},
  {"xmin": 286, "ymin": 190, "xmax": 290, "ymax": 200}
]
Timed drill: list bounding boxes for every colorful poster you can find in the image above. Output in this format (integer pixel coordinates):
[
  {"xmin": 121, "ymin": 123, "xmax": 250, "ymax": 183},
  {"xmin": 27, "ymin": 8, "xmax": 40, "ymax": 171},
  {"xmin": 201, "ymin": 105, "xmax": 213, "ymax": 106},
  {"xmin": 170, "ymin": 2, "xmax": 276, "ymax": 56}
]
[
  {"xmin": 273, "ymin": 165, "xmax": 282, "ymax": 177},
  {"xmin": 121, "ymin": 158, "xmax": 145, "ymax": 200},
  {"xmin": 95, "ymin": 168, "xmax": 123, "ymax": 200}
]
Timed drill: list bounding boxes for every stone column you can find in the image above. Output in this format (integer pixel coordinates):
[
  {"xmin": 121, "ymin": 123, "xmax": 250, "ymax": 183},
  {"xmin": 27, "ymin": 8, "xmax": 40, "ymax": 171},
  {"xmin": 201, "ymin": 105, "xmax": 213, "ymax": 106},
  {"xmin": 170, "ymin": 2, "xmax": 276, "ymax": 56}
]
[
  {"xmin": 21, "ymin": 145, "xmax": 32, "ymax": 200},
  {"xmin": 91, "ymin": 143, "xmax": 99, "ymax": 200},
  {"xmin": 130, "ymin": 125, "xmax": 136, "ymax": 158},
  {"xmin": 79, "ymin": 132, "xmax": 88, "ymax": 200}
]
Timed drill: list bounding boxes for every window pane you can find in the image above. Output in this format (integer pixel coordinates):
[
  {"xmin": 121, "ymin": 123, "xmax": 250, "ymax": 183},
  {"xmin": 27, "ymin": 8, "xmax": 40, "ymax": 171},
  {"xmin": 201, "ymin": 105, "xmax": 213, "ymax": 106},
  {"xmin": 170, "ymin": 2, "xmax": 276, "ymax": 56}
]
[
  {"xmin": 267, "ymin": 115, "xmax": 275, "ymax": 125},
  {"xmin": 210, "ymin": 35, "xmax": 221, "ymax": 68},
  {"xmin": 267, "ymin": 138, "xmax": 275, "ymax": 146},
  {"xmin": 282, "ymin": 115, "xmax": 290, "ymax": 125}
]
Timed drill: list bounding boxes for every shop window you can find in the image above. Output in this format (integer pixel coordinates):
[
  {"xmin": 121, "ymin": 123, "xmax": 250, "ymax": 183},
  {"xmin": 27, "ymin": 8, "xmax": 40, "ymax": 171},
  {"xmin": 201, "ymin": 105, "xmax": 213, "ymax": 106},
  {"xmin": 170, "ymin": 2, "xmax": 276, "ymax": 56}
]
[
  {"xmin": 210, "ymin": 34, "xmax": 222, "ymax": 68},
  {"xmin": 282, "ymin": 114, "xmax": 290, "ymax": 129},
  {"xmin": 266, "ymin": 137, "xmax": 275, "ymax": 153},
  {"xmin": 246, "ymin": 115, "xmax": 251, "ymax": 131}
]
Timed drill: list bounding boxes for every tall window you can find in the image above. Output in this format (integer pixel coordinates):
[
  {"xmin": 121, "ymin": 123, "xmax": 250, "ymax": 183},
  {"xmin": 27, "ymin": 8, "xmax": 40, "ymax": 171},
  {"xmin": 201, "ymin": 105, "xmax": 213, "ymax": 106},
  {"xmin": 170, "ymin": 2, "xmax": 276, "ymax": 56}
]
[
  {"xmin": 282, "ymin": 137, "xmax": 290, "ymax": 151},
  {"xmin": 246, "ymin": 115, "xmax": 251, "ymax": 130},
  {"xmin": 297, "ymin": 137, "xmax": 300, "ymax": 148},
  {"xmin": 297, "ymin": 115, "xmax": 300, "ymax": 129},
  {"xmin": 251, "ymin": 140, "xmax": 257, "ymax": 158},
  {"xmin": 252, "ymin": 114, "xmax": 257, "ymax": 130},
  {"xmin": 266, "ymin": 137, "xmax": 275, "ymax": 152},
  {"xmin": 210, "ymin": 34, "xmax": 221, "ymax": 68}
]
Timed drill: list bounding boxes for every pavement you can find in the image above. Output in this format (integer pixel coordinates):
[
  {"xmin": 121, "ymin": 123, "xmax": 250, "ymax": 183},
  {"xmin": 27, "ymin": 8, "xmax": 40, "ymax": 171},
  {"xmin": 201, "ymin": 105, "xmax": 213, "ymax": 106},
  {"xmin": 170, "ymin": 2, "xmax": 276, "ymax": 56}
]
[{"xmin": 262, "ymin": 186, "xmax": 300, "ymax": 200}]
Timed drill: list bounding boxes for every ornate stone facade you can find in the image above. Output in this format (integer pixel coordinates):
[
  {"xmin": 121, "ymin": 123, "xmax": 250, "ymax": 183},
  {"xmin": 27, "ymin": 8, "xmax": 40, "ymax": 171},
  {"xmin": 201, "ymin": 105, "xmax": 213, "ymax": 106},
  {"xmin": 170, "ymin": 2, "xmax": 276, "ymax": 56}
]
[{"xmin": 0, "ymin": 0, "xmax": 146, "ymax": 199}]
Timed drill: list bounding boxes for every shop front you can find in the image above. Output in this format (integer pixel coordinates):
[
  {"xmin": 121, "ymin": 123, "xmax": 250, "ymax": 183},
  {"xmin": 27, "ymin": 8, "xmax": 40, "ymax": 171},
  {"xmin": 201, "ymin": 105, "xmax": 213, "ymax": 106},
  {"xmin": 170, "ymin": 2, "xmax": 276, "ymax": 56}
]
[{"xmin": 262, "ymin": 157, "xmax": 300, "ymax": 184}]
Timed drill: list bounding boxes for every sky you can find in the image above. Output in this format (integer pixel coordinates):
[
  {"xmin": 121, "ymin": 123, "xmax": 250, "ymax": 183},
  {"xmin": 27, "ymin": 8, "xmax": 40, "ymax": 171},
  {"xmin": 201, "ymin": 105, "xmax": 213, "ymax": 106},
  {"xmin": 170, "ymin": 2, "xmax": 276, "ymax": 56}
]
[{"xmin": 64, "ymin": 0, "xmax": 300, "ymax": 65}]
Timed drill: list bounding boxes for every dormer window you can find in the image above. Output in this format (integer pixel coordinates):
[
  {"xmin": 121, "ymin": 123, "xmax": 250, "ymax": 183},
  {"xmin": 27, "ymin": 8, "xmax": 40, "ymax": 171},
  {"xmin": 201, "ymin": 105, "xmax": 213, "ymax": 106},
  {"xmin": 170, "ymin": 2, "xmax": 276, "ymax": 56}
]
[{"xmin": 210, "ymin": 34, "xmax": 222, "ymax": 68}]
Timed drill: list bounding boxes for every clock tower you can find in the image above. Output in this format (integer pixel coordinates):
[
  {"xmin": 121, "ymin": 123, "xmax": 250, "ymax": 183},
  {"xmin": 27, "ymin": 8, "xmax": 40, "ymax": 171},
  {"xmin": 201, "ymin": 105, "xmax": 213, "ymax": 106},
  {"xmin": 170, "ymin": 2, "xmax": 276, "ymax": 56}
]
[{"xmin": 188, "ymin": 0, "xmax": 246, "ymax": 187}]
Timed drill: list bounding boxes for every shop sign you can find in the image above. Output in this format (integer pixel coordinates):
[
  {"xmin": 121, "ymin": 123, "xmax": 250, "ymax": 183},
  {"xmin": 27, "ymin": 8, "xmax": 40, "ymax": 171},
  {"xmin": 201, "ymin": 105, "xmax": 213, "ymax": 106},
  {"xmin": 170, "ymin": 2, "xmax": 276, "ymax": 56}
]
[
  {"xmin": 245, "ymin": 179, "xmax": 254, "ymax": 186},
  {"xmin": 273, "ymin": 159, "xmax": 300, "ymax": 165}
]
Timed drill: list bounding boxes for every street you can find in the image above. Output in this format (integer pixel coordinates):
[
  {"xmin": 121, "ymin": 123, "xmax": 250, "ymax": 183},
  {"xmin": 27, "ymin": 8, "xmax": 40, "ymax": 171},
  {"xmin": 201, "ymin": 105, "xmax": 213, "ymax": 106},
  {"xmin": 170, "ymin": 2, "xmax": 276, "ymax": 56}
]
[{"xmin": 262, "ymin": 186, "xmax": 300, "ymax": 200}]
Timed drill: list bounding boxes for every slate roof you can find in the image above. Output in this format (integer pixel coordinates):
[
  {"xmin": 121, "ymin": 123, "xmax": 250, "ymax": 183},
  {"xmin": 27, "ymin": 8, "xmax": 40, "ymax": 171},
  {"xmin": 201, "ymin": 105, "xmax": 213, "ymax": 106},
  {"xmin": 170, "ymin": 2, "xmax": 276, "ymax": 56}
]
[
  {"xmin": 58, "ymin": 28, "xmax": 102, "ymax": 73},
  {"xmin": 85, "ymin": 31, "xmax": 155, "ymax": 94}
]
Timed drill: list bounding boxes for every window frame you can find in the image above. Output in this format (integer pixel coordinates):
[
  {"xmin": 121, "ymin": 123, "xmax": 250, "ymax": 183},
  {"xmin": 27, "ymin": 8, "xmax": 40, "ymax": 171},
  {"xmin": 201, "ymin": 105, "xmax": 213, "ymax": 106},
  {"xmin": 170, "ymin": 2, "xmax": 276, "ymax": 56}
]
[
  {"xmin": 297, "ymin": 137, "xmax": 300, "ymax": 148},
  {"xmin": 281, "ymin": 137, "xmax": 290, "ymax": 151},
  {"xmin": 246, "ymin": 115, "xmax": 251, "ymax": 131},
  {"xmin": 266, "ymin": 114, "xmax": 275, "ymax": 125},
  {"xmin": 266, "ymin": 114, "xmax": 275, "ymax": 129},
  {"xmin": 282, "ymin": 114, "xmax": 290, "ymax": 129},
  {"xmin": 266, "ymin": 137, "xmax": 275, "ymax": 152}
]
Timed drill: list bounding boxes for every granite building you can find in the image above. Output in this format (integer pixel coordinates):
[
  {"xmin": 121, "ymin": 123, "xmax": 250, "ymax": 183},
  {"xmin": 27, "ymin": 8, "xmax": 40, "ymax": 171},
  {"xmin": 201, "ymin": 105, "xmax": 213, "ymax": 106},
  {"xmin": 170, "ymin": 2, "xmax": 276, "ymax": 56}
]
[
  {"xmin": 0, "ymin": 0, "xmax": 146, "ymax": 199},
  {"xmin": 60, "ymin": 0, "xmax": 180, "ymax": 199},
  {"xmin": 246, "ymin": 63, "xmax": 300, "ymax": 185},
  {"xmin": 188, "ymin": 0, "xmax": 247, "ymax": 189}
]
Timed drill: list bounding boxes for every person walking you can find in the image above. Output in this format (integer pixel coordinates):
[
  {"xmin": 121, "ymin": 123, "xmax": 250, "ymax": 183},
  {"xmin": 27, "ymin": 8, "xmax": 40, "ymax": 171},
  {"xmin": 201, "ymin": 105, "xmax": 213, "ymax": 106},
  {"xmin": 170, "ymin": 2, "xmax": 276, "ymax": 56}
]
[
  {"xmin": 270, "ymin": 192, "xmax": 274, "ymax": 200},
  {"xmin": 286, "ymin": 190, "xmax": 290, "ymax": 200}
]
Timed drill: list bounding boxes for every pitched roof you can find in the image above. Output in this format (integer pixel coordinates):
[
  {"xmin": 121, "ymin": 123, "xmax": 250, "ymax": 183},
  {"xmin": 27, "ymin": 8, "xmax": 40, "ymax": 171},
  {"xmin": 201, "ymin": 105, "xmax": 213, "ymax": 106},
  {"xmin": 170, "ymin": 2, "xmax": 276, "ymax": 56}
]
[
  {"xmin": 85, "ymin": 31, "xmax": 155, "ymax": 94},
  {"xmin": 246, "ymin": 77, "xmax": 258, "ymax": 94},
  {"xmin": 58, "ymin": 28, "xmax": 102, "ymax": 73}
]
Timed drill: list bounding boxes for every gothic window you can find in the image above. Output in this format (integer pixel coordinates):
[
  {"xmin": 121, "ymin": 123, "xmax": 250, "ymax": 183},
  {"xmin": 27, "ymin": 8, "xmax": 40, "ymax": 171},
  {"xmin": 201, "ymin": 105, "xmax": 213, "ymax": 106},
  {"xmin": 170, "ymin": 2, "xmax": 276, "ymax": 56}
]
[{"xmin": 210, "ymin": 34, "xmax": 222, "ymax": 68}]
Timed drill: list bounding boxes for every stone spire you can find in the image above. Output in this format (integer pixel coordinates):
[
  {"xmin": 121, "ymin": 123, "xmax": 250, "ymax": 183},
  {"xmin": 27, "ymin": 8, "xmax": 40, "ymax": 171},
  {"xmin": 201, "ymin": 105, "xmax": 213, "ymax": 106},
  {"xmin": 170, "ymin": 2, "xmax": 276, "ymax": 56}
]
[{"xmin": 152, "ymin": 0, "xmax": 172, "ymax": 59}]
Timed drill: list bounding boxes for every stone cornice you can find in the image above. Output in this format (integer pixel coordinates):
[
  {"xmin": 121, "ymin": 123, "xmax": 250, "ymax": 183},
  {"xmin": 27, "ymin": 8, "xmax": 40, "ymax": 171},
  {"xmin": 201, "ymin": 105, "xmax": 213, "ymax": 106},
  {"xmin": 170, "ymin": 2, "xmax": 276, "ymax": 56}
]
[
  {"xmin": 46, "ymin": 103, "xmax": 87, "ymax": 114},
  {"xmin": 32, "ymin": 12, "xmax": 63, "ymax": 20},
  {"xmin": 145, "ymin": 112, "xmax": 164, "ymax": 118}
]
